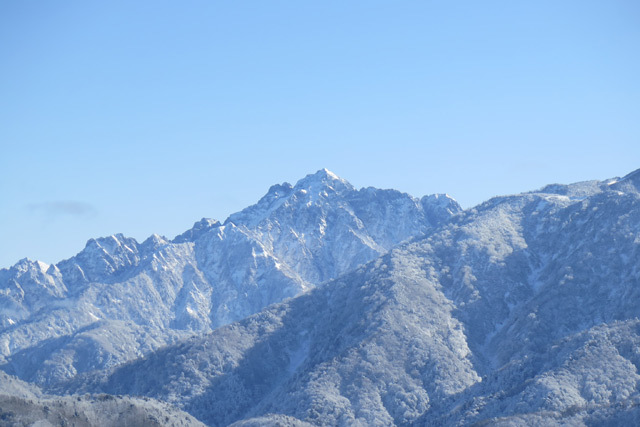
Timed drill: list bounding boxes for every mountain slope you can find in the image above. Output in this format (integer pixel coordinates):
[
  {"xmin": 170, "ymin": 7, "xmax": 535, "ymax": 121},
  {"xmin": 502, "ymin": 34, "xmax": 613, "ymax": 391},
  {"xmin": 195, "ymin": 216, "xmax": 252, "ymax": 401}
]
[
  {"xmin": 79, "ymin": 169, "xmax": 640, "ymax": 426},
  {"xmin": 0, "ymin": 169, "xmax": 460, "ymax": 387}
]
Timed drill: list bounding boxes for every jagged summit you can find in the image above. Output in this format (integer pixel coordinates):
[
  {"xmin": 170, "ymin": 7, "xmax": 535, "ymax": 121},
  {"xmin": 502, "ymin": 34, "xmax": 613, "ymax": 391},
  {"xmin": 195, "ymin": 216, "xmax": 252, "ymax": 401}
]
[
  {"xmin": 82, "ymin": 233, "xmax": 136, "ymax": 252},
  {"xmin": 319, "ymin": 167, "xmax": 341, "ymax": 180},
  {"xmin": 293, "ymin": 168, "xmax": 353, "ymax": 192},
  {"xmin": 12, "ymin": 257, "xmax": 39, "ymax": 269},
  {"xmin": 226, "ymin": 169, "xmax": 354, "ymax": 228},
  {"xmin": 421, "ymin": 193, "xmax": 460, "ymax": 209},
  {"xmin": 173, "ymin": 218, "xmax": 221, "ymax": 243},
  {"xmin": 3, "ymin": 258, "xmax": 51, "ymax": 277},
  {"xmin": 292, "ymin": 168, "xmax": 354, "ymax": 202}
]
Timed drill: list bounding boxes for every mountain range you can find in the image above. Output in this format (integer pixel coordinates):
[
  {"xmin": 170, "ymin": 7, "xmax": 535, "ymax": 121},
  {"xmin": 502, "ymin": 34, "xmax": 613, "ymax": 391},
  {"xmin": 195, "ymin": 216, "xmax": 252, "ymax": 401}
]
[
  {"xmin": 2, "ymin": 168, "xmax": 639, "ymax": 426},
  {"xmin": 0, "ymin": 169, "xmax": 459, "ymax": 388}
]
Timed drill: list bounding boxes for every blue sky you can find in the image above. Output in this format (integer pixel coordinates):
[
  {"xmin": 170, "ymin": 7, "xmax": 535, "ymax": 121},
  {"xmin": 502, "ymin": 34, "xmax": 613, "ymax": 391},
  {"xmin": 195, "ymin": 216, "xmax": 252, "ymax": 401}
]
[{"xmin": 1, "ymin": 1, "xmax": 639, "ymax": 267}]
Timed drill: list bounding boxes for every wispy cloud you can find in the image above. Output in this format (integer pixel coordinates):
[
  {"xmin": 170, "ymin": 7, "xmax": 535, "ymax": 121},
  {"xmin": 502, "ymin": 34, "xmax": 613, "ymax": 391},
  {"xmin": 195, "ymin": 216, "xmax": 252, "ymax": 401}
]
[{"xmin": 26, "ymin": 201, "xmax": 98, "ymax": 219}]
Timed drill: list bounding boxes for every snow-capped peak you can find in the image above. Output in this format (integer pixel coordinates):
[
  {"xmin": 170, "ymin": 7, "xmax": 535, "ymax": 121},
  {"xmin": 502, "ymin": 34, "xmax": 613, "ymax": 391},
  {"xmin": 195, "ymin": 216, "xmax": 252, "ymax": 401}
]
[
  {"xmin": 173, "ymin": 218, "xmax": 222, "ymax": 243},
  {"xmin": 9, "ymin": 258, "xmax": 49, "ymax": 274},
  {"xmin": 226, "ymin": 169, "xmax": 354, "ymax": 228},
  {"xmin": 422, "ymin": 193, "xmax": 458, "ymax": 206},
  {"xmin": 82, "ymin": 233, "xmax": 137, "ymax": 256},
  {"xmin": 292, "ymin": 168, "xmax": 354, "ymax": 196},
  {"xmin": 321, "ymin": 168, "xmax": 341, "ymax": 180},
  {"xmin": 141, "ymin": 234, "xmax": 168, "ymax": 252}
]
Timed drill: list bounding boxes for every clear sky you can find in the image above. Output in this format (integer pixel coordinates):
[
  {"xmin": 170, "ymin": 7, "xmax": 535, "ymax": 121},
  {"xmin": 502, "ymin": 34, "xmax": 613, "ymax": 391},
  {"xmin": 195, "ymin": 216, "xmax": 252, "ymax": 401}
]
[{"xmin": 1, "ymin": 1, "xmax": 639, "ymax": 268}]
